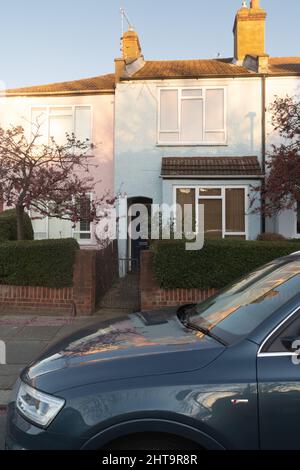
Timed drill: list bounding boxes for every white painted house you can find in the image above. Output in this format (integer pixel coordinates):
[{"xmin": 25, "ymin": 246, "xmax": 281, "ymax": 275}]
[{"xmin": 114, "ymin": 0, "xmax": 300, "ymax": 263}]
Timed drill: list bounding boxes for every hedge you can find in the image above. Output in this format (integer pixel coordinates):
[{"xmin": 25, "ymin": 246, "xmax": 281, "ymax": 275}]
[
  {"xmin": 0, "ymin": 238, "xmax": 79, "ymax": 288},
  {"xmin": 0, "ymin": 209, "xmax": 34, "ymax": 241},
  {"xmin": 153, "ymin": 239, "xmax": 300, "ymax": 289}
]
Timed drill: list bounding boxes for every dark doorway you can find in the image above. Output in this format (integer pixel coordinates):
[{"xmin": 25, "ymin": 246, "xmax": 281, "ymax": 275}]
[{"xmin": 128, "ymin": 196, "xmax": 153, "ymax": 271}]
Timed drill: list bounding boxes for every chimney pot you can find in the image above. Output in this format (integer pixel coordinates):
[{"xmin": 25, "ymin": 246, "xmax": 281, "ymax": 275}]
[
  {"xmin": 251, "ymin": 0, "xmax": 260, "ymax": 8},
  {"xmin": 233, "ymin": 0, "xmax": 266, "ymax": 63}
]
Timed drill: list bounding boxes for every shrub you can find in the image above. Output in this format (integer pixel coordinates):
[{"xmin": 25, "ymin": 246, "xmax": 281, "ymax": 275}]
[
  {"xmin": 0, "ymin": 209, "xmax": 34, "ymax": 241},
  {"xmin": 0, "ymin": 238, "xmax": 79, "ymax": 288},
  {"xmin": 153, "ymin": 239, "xmax": 300, "ymax": 289},
  {"xmin": 257, "ymin": 232, "xmax": 286, "ymax": 241}
]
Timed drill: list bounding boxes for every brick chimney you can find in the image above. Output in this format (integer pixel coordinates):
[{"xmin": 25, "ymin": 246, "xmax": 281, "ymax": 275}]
[
  {"xmin": 233, "ymin": 0, "xmax": 267, "ymax": 64},
  {"xmin": 115, "ymin": 28, "xmax": 144, "ymax": 82},
  {"xmin": 122, "ymin": 28, "xmax": 142, "ymax": 63}
]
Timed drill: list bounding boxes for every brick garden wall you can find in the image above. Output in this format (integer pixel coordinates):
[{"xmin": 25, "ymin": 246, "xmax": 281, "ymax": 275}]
[
  {"xmin": 140, "ymin": 251, "xmax": 218, "ymax": 311},
  {"xmin": 0, "ymin": 250, "xmax": 97, "ymax": 316},
  {"xmin": 95, "ymin": 241, "xmax": 118, "ymax": 306}
]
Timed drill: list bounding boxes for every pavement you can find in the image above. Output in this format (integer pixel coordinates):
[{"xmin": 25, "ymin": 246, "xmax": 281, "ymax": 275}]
[
  {"xmin": 0, "ymin": 309, "xmax": 130, "ymax": 407},
  {"xmin": 0, "ymin": 308, "xmax": 133, "ymax": 449}
]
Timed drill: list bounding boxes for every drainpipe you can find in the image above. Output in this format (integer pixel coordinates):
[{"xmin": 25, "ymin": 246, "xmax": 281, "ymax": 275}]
[{"xmin": 261, "ymin": 74, "xmax": 266, "ymax": 234}]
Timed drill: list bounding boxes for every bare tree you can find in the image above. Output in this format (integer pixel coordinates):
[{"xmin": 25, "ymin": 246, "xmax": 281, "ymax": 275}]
[{"xmin": 252, "ymin": 95, "xmax": 300, "ymax": 216}]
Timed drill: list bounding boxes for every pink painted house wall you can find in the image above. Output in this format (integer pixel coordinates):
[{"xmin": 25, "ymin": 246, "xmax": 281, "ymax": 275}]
[{"xmin": 0, "ymin": 80, "xmax": 115, "ymax": 248}]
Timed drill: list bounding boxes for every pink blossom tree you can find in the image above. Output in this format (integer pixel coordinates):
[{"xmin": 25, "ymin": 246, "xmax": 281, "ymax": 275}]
[{"xmin": 0, "ymin": 121, "xmax": 113, "ymax": 240}]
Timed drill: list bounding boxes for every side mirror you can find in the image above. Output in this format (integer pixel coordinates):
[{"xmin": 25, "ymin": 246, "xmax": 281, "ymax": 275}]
[{"xmin": 281, "ymin": 337, "xmax": 300, "ymax": 352}]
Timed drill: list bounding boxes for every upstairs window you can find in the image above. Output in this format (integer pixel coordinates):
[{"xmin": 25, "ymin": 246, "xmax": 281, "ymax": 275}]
[
  {"xmin": 159, "ymin": 88, "xmax": 226, "ymax": 145},
  {"xmin": 31, "ymin": 106, "xmax": 92, "ymax": 149}
]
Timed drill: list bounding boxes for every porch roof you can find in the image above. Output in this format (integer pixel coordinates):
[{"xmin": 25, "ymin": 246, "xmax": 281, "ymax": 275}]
[{"xmin": 161, "ymin": 156, "xmax": 263, "ymax": 178}]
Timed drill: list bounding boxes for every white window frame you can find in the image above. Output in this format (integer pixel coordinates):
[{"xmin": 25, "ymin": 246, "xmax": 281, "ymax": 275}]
[
  {"xmin": 28, "ymin": 208, "xmax": 49, "ymax": 240},
  {"xmin": 174, "ymin": 184, "xmax": 249, "ymax": 239},
  {"xmin": 30, "ymin": 105, "xmax": 93, "ymax": 151},
  {"xmin": 72, "ymin": 192, "xmax": 93, "ymax": 244},
  {"xmin": 294, "ymin": 201, "xmax": 300, "ymax": 238},
  {"xmin": 158, "ymin": 86, "xmax": 227, "ymax": 146}
]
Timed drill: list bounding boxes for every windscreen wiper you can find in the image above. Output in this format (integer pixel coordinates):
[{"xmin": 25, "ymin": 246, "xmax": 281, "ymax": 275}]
[
  {"xmin": 177, "ymin": 304, "xmax": 228, "ymax": 346},
  {"xmin": 184, "ymin": 318, "xmax": 228, "ymax": 347}
]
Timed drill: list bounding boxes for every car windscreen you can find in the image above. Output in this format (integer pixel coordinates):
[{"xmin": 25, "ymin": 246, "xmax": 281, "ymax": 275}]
[{"xmin": 188, "ymin": 258, "xmax": 300, "ymax": 344}]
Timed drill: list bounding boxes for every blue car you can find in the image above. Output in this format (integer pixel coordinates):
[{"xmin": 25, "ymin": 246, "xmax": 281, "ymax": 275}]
[{"xmin": 6, "ymin": 252, "xmax": 300, "ymax": 450}]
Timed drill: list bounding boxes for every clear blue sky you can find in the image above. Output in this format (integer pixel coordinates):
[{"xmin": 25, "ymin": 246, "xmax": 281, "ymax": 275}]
[{"xmin": 1, "ymin": 0, "xmax": 299, "ymax": 88}]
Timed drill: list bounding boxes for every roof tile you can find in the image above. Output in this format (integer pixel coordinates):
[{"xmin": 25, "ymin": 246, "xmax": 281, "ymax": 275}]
[
  {"xmin": 132, "ymin": 59, "xmax": 249, "ymax": 79},
  {"xmin": 5, "ymin": 73, "xmax": 115, "ymax": 95},
  {"xmin": 268, "ymin": 57, "xmax": 300, "ymax": 74},
  {"xmin": 161, "ymin": 156, "xmax": 262, "ymax": 177}
]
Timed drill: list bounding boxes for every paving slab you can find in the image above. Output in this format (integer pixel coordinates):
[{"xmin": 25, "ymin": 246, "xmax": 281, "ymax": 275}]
[
  {"xmin": 6, "ymin": 341, "xmax": 49, "ymax": 365},
  {"xmin": 15, "ymin": 325, "xmax": 62, "ymax": 341},
  {"xmin": 0, "ymin": 366, "xmax": 23, "ymax": 390},
  {"xmin": 0, "ymin": 391, "xmax": 11, "ymax": 407},
  {"xmin": 0, "ymin": 326, "xmax": 23, "ymax": 340}
]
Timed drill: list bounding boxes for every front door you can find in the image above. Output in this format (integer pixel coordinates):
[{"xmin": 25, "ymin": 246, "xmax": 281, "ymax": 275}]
[
  {"xmin": 257, "ymin": 308, "xmax": 300, "ymax": 449},
  {"xmin": 129, "ymin": 199, "xmax": 152, "ymax": 270}
]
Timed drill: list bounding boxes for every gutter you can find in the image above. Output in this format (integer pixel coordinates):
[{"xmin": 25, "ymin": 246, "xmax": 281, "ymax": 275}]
[
  {"xmin": 160, "ymin": 175, "xmax": 265, "ymax": 180},
  {"xmin": 120, "ymin": 72, "xmax": 300, "ymax": 82},
  {"xmin": 261, "ymin": 74, "xmax": 267, "ymax": 233},
  {"xmin": 1, "ymin": 89, "xmax": 115, "ymax": 98}
]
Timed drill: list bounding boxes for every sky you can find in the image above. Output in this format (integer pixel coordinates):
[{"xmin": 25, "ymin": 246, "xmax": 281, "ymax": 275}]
[{"xmin": 1, "ymin": 0, "xmax": 299, "ymax": 89}]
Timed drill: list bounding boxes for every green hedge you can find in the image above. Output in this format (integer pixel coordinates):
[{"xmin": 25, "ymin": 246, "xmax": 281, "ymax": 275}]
[
  {"xmin": 0, "ymin": 238, "xmax": 79, "ymax": 288},
  {"xmin": 153, "ymin": 239, "xmax": 300, "ymax": 289},
  {"xmin": 0, "ymin": 209, "xmax": 34, "ymax": 241}
]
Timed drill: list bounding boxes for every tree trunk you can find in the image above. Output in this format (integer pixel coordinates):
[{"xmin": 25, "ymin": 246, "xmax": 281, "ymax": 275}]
[{"xmin": 16, "ymin": 204, "xmax": 25, "ymax": 241}]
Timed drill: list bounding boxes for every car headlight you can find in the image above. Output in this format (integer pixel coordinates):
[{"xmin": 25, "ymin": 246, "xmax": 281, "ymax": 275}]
[{"xmin": 16, "ymin": 381, "xmax": 65, "ymax": 428}]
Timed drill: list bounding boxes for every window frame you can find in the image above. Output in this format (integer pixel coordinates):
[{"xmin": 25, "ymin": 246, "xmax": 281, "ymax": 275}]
[
  {"xmin": 28, "ymin": 208, "xmax": 49, "ymax": 240},
  {"xmin": 30, "ymin": 105, "xmax": 93, "ymax": 151},
  {"xmin": 173, "ymin": 184, "xmax": 249, "ymax": 239},
  {"xmin": 294, "ymin": 201, "xmax": 300, "ymax": 238},
  {"xmin": 258, "ymin": 306, "xmax": 300, "ymax": 357},
  {"xmin": 72, "ymin": 192, "xmax": 93, "ymax": 244},
  {"xmin": 158, "ymin": 86, "xmax": 227, "ymax": 146}
]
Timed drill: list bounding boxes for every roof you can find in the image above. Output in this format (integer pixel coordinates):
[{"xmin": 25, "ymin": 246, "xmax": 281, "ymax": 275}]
[
  {"xmin": 4, "ymin": 57, "xmax": 300, "ymax": 97},
  {"xmin": 268, "ymin": 57, "xmax": 300, "ymax": 74},
  {"xmin": 129, "ymin": 57, "xmax": 300, "ymax": 80},
  {"xmin": 4, "ymin": 73, "xmax": 115, "ymax": 96},
  {"xmin": 131, "ymin": 59, "xmax": 250, "ymax": 79},
  {"xmin": 161, "ymin": 156, "xmax": 263, "ymax": 178}
]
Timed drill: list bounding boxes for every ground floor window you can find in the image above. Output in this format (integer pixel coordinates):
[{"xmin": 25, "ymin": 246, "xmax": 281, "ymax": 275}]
[
  {"xmin": 30, "ymin": 193, "xmax": 93, "ymax": 242},
  {"xmin": 175, "ymin": 186, "xmax": 247, "ymax": 239},
  {"xmin": 73, "ymin": 193, "xmax": 92, "ymax": 241},
  {"xmin": 297, "ymin": 202, "xmax": 300, "ymax": 235}
]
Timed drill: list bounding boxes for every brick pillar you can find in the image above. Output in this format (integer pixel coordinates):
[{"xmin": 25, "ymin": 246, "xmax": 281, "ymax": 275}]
[
  {"xmin": 73, "ymin": 250, "xmax": 96, "ymax": 316},
  {"xmin": 140, "ymin": 251, "xmax": 160, "ymax": 311}
]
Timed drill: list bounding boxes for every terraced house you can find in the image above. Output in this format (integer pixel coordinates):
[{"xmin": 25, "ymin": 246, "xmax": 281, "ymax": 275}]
[
  {"xmin": 1, "ymin": 1, "xmax": 300, "ymax": 258},
  {"xmin": 0, "ymin": 74, "xmax": 115, "ymax": 246},
  {"xmin": 115, "ymin": 0, "xmax": 300, "ymax": 263}
]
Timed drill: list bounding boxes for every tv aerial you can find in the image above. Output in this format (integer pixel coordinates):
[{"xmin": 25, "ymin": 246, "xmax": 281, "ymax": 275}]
[{"xmin": 120, "ymin": 7, "xmax": 134, "ymax": 34}]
